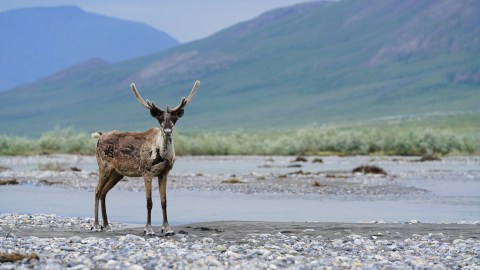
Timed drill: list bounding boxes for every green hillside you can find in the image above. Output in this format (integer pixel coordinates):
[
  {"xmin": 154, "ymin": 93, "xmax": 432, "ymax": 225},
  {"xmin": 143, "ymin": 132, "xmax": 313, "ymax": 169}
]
[{"xmin": 0, "ymin": 0, "xmax": 479, "ymax": 136}]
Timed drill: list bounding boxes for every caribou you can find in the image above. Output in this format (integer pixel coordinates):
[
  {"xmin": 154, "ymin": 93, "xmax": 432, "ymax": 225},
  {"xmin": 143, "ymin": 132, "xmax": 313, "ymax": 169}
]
[{"xmin": 91, "ymin": 80, "xmax": 200, "ymax": 235}]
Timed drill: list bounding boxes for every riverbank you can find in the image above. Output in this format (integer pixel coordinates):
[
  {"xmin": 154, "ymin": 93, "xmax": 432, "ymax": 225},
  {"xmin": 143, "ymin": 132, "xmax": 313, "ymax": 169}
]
[
  {"xmin": 1, "ymin": 214, "xmax": 479, "ymax": 269},
  {"xmin": 1, "ymin": 155, "xmax": 479, "ymax": 268}
]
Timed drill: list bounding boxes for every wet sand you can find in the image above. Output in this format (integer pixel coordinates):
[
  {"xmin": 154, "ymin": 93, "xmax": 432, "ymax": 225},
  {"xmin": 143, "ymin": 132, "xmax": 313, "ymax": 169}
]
[{"xmin": 14, "ymin": 221, "xmax": 480, "ymax": 243}]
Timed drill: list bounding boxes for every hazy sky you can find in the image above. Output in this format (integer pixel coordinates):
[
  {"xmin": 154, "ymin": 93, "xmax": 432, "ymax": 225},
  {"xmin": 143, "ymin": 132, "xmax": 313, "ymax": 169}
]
[{"xmin": 0, "ymin": 0, "xmax": 312, "ymax": 43}]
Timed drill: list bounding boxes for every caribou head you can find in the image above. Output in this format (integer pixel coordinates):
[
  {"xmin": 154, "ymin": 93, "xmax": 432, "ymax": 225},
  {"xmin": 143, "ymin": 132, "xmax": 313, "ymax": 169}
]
[{"xmin": 130, "ymin": 81, "xmax": 200, "ymax": 137}]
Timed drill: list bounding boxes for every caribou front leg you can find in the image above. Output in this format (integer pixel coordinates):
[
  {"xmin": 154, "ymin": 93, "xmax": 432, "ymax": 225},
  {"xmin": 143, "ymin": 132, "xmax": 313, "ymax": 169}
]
[
  {"xmin": 158, "ymin": 173, "xmax": 174, "ymax": 236},
  {"xmin": 143, "ymin": 176, "xmax": 155, "ymax": 235}
]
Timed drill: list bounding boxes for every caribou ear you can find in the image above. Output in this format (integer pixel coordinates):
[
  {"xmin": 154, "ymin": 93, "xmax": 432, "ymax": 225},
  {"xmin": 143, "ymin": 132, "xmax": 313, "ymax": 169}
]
[
  {"xmin": 175, "ymin": 109, "xmax": 184, "ymax": 118},
  {"xmin": 150, "ymin": 107, "xmax": 163, "ymax": 118}
]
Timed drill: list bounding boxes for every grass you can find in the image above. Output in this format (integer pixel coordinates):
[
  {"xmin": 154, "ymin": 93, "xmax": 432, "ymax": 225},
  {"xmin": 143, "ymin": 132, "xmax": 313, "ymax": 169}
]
[{"xmin": 0, "ymin": 124, "xmax": 478, "ymax": 156}]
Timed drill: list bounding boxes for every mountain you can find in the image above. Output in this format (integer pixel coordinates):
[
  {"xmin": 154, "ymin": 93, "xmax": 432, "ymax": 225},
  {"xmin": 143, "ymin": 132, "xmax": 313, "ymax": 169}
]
[
  {"xmin": 0, "ymin": 6, "xmax": 179, "ymax": 91},
  {"xmin": 0, "ymin": 0, "xmax": 479, "ymax": 136}
]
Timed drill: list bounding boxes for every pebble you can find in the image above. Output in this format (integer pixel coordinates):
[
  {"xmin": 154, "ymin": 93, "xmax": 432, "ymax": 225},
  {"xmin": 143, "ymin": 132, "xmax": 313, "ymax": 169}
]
[{"xmin": 1, "ymin": 214, "xmax": 480, "ymax": 269}]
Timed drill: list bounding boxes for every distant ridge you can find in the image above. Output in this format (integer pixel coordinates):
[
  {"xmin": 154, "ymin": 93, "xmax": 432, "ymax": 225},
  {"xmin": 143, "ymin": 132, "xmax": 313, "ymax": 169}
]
[
  {"xmin": 0, "ymin": 6, "xmax": 179, "ymax": 91},
  {"xmin": 0, "ymin": 0, "xmax": 479, "ymax": 136}
]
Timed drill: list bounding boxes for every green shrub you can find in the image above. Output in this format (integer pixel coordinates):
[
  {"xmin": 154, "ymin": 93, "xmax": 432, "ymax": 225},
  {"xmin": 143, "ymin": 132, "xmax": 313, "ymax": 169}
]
[
  {"xmin": 0, "ymin": 128, "xmax": 95, "ymax": 155},
  {"xmin": 0, "ymin": 127, "xmax": 478, "ymax": 156}
]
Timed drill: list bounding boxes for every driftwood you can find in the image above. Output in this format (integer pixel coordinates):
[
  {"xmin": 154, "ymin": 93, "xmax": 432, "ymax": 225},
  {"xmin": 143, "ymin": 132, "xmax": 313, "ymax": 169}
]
[
  {"xmin": 0, "ymin": 179, "xmax": 18, "ymax": 185},
  {"xmin": 0, "ymin": 252, "xmax": 39, "ymax": 263},
  {"xmin": 418, "ymin": 154, "xmax": 441, "ymax": 162},
  {"xmin": 352, "ymin": 165, "xmax": 387, "ymax": 175}
]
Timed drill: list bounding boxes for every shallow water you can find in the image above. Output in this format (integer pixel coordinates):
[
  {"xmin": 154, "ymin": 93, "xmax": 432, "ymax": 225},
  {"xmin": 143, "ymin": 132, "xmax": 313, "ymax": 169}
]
[
  {"xmin": 1, "ymin": 155, "xmax": 479, "ymax": 224},
  {"xmin": 1, "ymin": 184, "xmax": 479, "ymax": 225}
]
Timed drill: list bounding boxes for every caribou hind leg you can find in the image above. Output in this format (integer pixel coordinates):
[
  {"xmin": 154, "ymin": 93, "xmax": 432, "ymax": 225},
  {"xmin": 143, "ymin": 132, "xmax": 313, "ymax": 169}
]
[
  {"xmin": 92, "ymin": 170, "xmax": 109, "ymax": 231},
  {"xmin": 99, "ymin": 172, "xmax": 123, "ymax": 231}
]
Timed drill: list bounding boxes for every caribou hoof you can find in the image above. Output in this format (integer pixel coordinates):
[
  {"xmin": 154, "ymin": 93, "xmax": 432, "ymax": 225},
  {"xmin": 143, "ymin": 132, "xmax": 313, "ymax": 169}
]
[
  {"xmin": 161, "ymin": 225, "xmax": 175, "ymax": 236},
  {"xmin": 103, "ymin": 224, "xmax": 113, "ymax": 232},
  {"xmin": 144, "ymin": 225, "xmax": 155, "ymax": 236},
  {"xmin": 91, "ymin": 223, "xmax": 103, "ymax": 232}
]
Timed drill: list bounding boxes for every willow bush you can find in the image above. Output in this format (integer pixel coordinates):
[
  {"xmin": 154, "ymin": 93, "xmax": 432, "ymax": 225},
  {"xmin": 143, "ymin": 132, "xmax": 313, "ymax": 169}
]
[
  {"xmin": 0, "ymin": 128, "xmax": 96, "ymax": 155},
  {"xmin": 175, "ymin": 127, "xmax": 479, "ymax": 156},
  {"xmin": 0, "ymin": 127, "xmax": 478, "ymax": 156}
]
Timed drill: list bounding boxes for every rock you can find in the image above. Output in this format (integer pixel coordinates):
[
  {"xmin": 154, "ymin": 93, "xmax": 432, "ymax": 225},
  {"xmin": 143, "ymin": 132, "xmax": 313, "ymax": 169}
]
[
  {"xmin": 190, "ymin": 244, "xmax": 204, "ymax": 250},
  {"xmin": 268, "ymin": 264, "xmax": 278, "ymax": 269},
  {"xmin": 293, "ymin": 156, "xmax": 308, "ymax": 162},
  {"xmin": 225, "ymin": 250, "xmax": 240, "ymax": 259},
  {"xmin": 259, "ymin": 233, "xmax": 271, "ymax": 240},
  {"xmin": 61, "ymin": 246, "xmax": 76, "ymax": 251},
  {"xmin": 69, "ymin": 236, "xmax": 82, "ymax": 243},
  {"xmin": 354, "ymin": 239, "xmax": 363, "ymax": 246},
  {"xmin": 408, "ymin": 219, "xmax": 421, "ymax": 224},
  {"xmin": 129, "ymin": 265, "xmax": 145, "ymax": 270},
  {"xmin": 216, "ymin": 245, "xmax": 227, "ymax": 252},
  {"xmin": 389, "ymin": 251, "xmax": 403, "ymax": 261},
  {"xmin": 228, "ymin": 245, "xmax": 240, "ymax": 252},
  {"xmin": 257, "ymin": 248, "xmax": 272, "ymax": 256},
  {"xmin": 93, "ymin": 253, "xmax": 111, "ymax": 262},
  {"xmin": 202, "ymin": 237, "xmax": 214, "ymax": 245},
  {"xmin": 292, "ymin": 242, "xmax": 305, "ymax": 252},
  {"xmin": 68, "ymin": 265, "xmax": 88, "ymax": 270},
  {"xmin": 205, "ymin": 256, "xmax": 221, "ymax": 266},
  {"xmin": 452, "ymin": 239, "xmax": 465, "ymax": 245},
  {"xmin": 332, "ymin": 239, "xmax": 344, "ymax": 248}
]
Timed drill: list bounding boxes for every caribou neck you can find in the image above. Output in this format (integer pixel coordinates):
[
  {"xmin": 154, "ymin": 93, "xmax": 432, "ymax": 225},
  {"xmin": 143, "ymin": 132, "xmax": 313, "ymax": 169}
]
[{"xmin": 156, "ymin": 130, "xmax": 175, "ymax": 163}]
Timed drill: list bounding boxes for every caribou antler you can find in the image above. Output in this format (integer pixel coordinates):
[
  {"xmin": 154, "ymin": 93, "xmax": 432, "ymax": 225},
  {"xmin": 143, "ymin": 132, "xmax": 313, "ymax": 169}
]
[
  {"xmin": 131, "ymin": 83, "xmax": 163, "ymax": 112},
  {"xmin": 168, "ymin": 80, "xmax": 200, "ymax": 112}
]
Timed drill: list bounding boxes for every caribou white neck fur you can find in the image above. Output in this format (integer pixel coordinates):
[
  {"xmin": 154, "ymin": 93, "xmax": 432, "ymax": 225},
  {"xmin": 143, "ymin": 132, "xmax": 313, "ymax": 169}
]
[{"xmin": 154, "ymin": 129, "xmax": 175, "ymax": 162}]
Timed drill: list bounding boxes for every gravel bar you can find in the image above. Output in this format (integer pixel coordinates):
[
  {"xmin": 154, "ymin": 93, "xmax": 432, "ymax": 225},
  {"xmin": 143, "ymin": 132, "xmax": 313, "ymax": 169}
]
[{"xmin": 1, "ymin": 214, "xmax": 479, "ymax": 269}]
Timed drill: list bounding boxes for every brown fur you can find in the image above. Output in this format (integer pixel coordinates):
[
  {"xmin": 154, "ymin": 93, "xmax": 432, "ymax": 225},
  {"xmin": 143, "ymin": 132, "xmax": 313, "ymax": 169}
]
[{"xmin": 95, "ymin": 128, "xmax": 172, "ymax": 177}]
